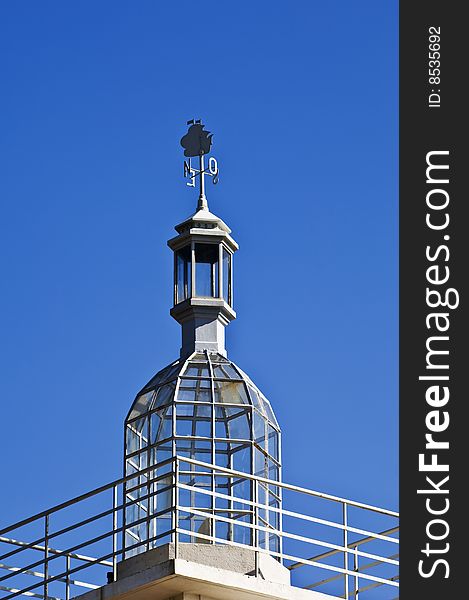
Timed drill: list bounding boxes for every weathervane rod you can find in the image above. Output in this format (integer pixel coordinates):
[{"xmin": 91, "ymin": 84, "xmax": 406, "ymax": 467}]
[
  {"xmin": 180, "ymin": 120, "xmax": 219, "ymax": 212},
  {"xmin": 199, "ymin": 153, "xmax": 206, "ymax": 209}
]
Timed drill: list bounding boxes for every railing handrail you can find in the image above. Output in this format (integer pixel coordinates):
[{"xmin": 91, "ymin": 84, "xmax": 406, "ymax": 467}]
[
  {"xmin": 0, "ymin": 456, "xmax": 177, "ymax": 537},
  {"xmin": 288, "ymin": 526, "xmax": 400, "ymax": 570},
  {"xmin": 0, "ymin": 455, "xmax": 398, "ymax": 539},
  {"xmin": 176, "ymin": 481, "xmax": 399, "ymax": 546},
  {"xmin": 175, "ymin": 455, "xmax": 399, "ymax": 517},
  {"xmin": 0, "ymin": 455, "xmax": 399, "ymax": 600}
]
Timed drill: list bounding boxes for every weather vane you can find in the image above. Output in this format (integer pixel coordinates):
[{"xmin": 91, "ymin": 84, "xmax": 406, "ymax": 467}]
[{"xmin": 180, "ymin": 119, "xmax": 219, "ymax": 210}]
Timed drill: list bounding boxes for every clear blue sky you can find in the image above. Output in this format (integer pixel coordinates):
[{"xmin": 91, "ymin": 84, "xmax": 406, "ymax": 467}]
[{"xmin": 0, "ymin": 1, "xmax": 398, "ymax": 525}]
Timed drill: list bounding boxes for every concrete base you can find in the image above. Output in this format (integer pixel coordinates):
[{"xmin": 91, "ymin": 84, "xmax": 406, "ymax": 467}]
[
  {"xmin": 117, "ymin": 544, "xmax": 290, "ymax": 586},
  {"xmin": 76, "ymin": 544, "xmax": 336, "ymax": 600}
]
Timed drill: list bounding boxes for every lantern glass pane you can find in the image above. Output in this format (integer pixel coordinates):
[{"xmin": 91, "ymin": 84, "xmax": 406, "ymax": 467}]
[
  {"xmin": 176, "ymin": 245, "xmax": 192, "ymax": 303},
  {"xmin": 195, "ymin": 243, "xmax": 219, "ymax": 297},
  {"xmin": 223, "ymin": 248, "xmax": 231, "ymax": 304}
]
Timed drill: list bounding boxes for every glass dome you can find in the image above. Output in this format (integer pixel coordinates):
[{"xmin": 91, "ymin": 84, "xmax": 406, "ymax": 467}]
[{"xmin": 123, "ymin": 351, "xmax": 281, "ymax": 557}]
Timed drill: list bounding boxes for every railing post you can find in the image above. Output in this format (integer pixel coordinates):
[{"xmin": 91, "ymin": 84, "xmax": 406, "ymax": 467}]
[
  {"xmin": 43, "ymin": 514, "xmax": 49, "ymax": 600},
  {"xmin": 146, "ymin": 476, "xmax": 150, "ymax": 553},
  {"xmin": 253, "ymin": 478, "xmax": 259, "ymax": 578},
  {"xmin": 122, "ymin": 478, "xmax": 127, "ymax": 561},
  {"xmin": 65, "ymin": 554, "xmax": 70, "ymax": 600},
  {"xmin": 343, "ymin": 503, "xmax": 349, "ymax": 600},
  {"xmin": 278, "ymin": 484, "xmax": 283, "ymax": 565},
  {"xmin": 353, "ymin": 544, "xmax": 359, "ymax": 599},
  {"xmin": 112, "ymin": 484, "xmax": 118, "ymax": 582},
  {"xmin": 211, "ymin": 471, "xmax": 215, "ymax": 546},
  {"xmin": 174, "ymin": 458, "xmax": 179, "ymax": 559}
]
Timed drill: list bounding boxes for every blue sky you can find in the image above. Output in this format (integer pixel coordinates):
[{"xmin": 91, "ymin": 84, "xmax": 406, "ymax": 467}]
[{"xmin": 0, "ymin": 1, "xmax": 398, "ymax": 525}]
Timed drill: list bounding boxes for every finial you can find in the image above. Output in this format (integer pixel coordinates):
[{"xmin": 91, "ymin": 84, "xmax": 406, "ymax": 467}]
[{"xmin": 181, "ymin": 119, "xmax": 219, "ymax": 211}]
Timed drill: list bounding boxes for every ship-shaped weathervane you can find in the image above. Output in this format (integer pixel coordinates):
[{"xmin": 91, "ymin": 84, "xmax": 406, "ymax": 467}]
[{"xmin": 180, "ymin": 119, "xmax": 219, "ymax": 211}]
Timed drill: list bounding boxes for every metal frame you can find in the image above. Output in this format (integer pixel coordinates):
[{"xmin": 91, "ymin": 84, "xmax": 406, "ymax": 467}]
[{"xmin": 0, "ymin": 455, "xmax": 398, "ymax": 600}]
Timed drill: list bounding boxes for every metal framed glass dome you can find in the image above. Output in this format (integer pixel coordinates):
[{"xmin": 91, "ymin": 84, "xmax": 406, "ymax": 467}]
[{"xmin": 123, "ymin": 350, "xmax": 281, "ymax": 557}]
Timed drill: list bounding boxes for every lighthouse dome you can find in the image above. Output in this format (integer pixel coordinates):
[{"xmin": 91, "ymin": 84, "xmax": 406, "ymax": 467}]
[{"xmin": 125, "ymin": 351, "xmax": 280, "ymax": 478}]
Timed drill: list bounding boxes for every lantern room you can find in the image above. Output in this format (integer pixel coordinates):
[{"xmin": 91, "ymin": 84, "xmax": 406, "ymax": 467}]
[{"xmin": 168, "ymin": 205, "xmax": 238, "ymax": 359}]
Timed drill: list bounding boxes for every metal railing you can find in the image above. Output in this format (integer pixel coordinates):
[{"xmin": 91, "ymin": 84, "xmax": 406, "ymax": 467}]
[{"xmin": 0, "ymin": 457, "xmax": 398, "ymax": 599}]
